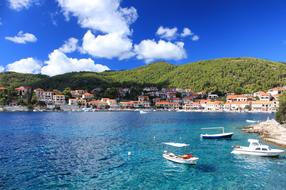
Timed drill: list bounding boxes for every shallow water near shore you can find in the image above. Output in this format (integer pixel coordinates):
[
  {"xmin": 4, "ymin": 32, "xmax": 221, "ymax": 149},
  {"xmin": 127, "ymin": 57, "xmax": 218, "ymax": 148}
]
[{"xmin": 0, "ymin": 112, "xmax": 285, "ymax": 189}]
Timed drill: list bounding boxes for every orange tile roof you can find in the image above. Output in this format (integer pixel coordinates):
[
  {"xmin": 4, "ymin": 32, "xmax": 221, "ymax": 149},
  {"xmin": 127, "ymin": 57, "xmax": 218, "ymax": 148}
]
[
  {"xmin": 229, "ymin": 101, "xmax": 251, "ymax": 105},
  {"xmin": 208, "ymin": 101, "xmax": 224, "ymax": 105},
  {"xmin": 251, "ymin": 100, "xmax": 272, "ymax": 104},
  {"xmin": 199, "ymin": 99, "xmax": 210, "ymax": 103},
  {"xmin": 226, "ymin": 94, "xmax": 248, "ymax": 99},
  {"xmin": 256, "ymin": 91, "xmax": 270, "ymax": 96},
  {"xmin": 15, "ymin": 86, "xmax": 32, "ymax": 90},
  {"xmin": 120, "ymin": 101, "xmax": 138, "ymax": 104},
  {"xmin": 156, "ymin": 101, "xmax": 178, "ymax": 105}
]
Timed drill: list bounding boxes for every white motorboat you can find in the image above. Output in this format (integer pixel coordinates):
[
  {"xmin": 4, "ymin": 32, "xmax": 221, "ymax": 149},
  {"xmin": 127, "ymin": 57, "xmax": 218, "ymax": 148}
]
[
  {"xmin": 200, "ymin": 127, "xmax": 233, "ymax": 139},
  {"xmin": 231, "ymin": 139, "xmax": 284, "ymax": 157},
  {"xmin": 246, "ymin": 119, "xmax": 259, "ymax": 123},
  {"xmin": 139, "ymin": 110, "xmax": 148, "ymax": 114},
  {"xmin": 162, "ymin": 142, "xmax": 199, "ymax": 165}
]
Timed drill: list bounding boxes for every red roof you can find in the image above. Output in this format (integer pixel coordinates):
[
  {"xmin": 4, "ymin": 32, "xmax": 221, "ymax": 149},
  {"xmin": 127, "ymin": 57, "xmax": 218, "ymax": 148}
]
[
  {"xmin": 226, "ymin": 94, "xmax": 248, "ymax": 99},
  {"xmin": 156, "ymin": 101, "xmax": 178, "ymax": 105},
  {"xmin": 120, "ymin": 101, "xmax": 138, "ymax": 105},
  {"xmin": 15, "ymin": 86, "xmax": 32, "ymax": 90}
]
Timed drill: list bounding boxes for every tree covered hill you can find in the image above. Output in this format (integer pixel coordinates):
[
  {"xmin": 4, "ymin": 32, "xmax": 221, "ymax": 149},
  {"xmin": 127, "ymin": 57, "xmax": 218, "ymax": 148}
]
[
  {"xmin": 0, "ymin": 72, "xmax": 48, "ymax": 89},
  {"xmin": 1, "ymin": 58, "xmax": 286, "ymax": 93}
]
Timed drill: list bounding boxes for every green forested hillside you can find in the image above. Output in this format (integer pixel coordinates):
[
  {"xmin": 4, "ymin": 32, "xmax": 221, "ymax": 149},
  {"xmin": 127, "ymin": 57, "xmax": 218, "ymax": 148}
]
[
  {"xmin": 165, "ymin": 58, "xmax": 286, "ymax": 93},
  {"xmin": 1, "ymin": 58, "xmax": 286, "ymax": 93},
  {"xmin": 0, "ymin": 72, "xmax": 48, "ymax": 89}
]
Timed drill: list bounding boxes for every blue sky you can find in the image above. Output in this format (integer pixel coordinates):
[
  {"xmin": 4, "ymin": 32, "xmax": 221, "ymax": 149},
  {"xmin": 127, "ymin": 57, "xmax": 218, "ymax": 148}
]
[{"xmin": 0, "ymin": 0, "xmax": 286, "ymax": 76}]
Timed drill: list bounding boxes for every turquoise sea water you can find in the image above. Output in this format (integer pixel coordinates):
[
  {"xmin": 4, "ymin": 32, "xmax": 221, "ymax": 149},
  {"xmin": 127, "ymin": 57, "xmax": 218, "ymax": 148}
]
[{"xmin": 0, "ymin": 112, "xmax": 285, "ymax": 190}]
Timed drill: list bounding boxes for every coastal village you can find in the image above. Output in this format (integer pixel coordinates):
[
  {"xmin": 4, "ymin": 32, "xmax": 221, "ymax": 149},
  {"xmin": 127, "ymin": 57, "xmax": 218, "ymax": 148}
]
[{"xmin": 0, "ymin": 85, "xmax": 285, "ymax": 112}]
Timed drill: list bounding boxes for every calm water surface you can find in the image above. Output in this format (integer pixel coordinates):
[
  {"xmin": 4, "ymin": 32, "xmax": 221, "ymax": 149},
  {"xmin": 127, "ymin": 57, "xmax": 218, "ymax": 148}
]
[{"xmin": 0, "ymin": 112, "xmax": 285, "ymax": 190}]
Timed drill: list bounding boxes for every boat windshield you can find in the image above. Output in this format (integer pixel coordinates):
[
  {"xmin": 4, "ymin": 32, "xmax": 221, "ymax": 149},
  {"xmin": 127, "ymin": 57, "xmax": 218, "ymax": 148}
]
[{"xmin": 251, "ymin": 142, "xmax": 260, "ymax": 147}]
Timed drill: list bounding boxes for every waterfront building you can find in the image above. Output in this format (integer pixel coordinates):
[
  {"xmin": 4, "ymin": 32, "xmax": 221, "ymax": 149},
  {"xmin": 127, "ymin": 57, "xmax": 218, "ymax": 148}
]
[
  {"xmin": 70, "ymin": 90, "xmax": 86, "ymax": 98},
  {"xmin": 183, "ymin": 102, "xmax": 202, "ymax": 110},
  {"xmin": 226, "ymin": 94, "xmax": 253, "ymax": 102},
  {"xmin": 155, "ymin": 101, "xmax": 180, "ymax": 109},
  {"xmin": 182, "ymin": 96, "xmax": 193, "ymax": 104},
  {"xmin": 82, "ymin": 92, "xmax": 94, "ymax": 100},
  {"xmin": 120, "ymin": 101, "xmax": 140, "ymax": 109},
  {"xmin": 15, "ymin": 86, "xmax": 32, "ymax": 96},
  {"xmin": 137, "ymin": 96, "xmax": 151, "ymax": 108},
  {"xmin": 224, "ymin": 101, "xmax": 251, "ymax": 111},
  {"xmin": 200, "ymin": 100, "xmax": 224, "ymax": 111},
  {"xmin": 251, "ymin": 100, "xmax": 272, "ymax": 112},
  {"xmin": 68, "ymin": 98, "xmax": 79, "ymax": 106},
  {"xmin": 267, "ymin": 87, "xmax": 286, "ymax": 96},
  {"xmin": 88, "ymin": 100, "xmax": 108, "ymax": 109},
  {"xmin": 207, "ymin": 93, "xmax": 219, "ymax": 100},
  {"xmin": 168, "ymin": 97, "xmax": 182, "ymax": 104},
  {"xmin": 53, "ymin": 94, "xmax": 66, "ymax": 105},
  {"xmin": 34, "ymin": 89, "xmax": 54, "ymax": 104},
  {"xmin": 253, "ymin": 91, "xmax": 272, "ymax": 101}
]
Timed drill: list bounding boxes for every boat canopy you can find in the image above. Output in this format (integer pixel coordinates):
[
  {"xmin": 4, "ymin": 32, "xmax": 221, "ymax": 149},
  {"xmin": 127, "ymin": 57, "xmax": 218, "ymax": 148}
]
[
  {"xmin": 201, "ymin": 127, "xmax": 225, "ymax": 133},
  {"xmin": 248, "ymin": 139, "xmax": 259, "ymax": 144},
  {"xmin": 163, "ymin": 142, "xmax": 189, "ymax": 147}
]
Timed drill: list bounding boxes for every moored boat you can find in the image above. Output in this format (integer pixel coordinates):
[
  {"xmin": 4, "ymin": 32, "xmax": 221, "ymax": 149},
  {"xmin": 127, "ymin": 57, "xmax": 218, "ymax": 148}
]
[
  {"xmin": 200, "ymin": 127, "xmax": 233, "ymax": 139},
  {"xmin": 246, "ymin": 119, "xmax": 259, "ymax": 123},
  {"xmin": 139, "ymin": 110, "xmax": 148, "ymax": 114},
  {"xmin": 231, "ymin": 139, "xmax": 284, "ymax": 157},
  {"xmin": 162, "ymin": 142, "xmax": 199, "ymax": 165}
]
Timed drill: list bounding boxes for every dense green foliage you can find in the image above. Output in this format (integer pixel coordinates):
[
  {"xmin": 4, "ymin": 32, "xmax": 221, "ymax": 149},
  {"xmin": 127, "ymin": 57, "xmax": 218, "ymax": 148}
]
[
  {"xmin": 166, "ymin": 58, "xmax": 286, "ymax": 93},
  {"xmin": 0, "ymin": 72, "xmax": 48, "ymax": 88},
  {"xmin": 276, "ymin": 93, "xmax": 286, "ymax": 124},
  {"xmin": 1, "ymin": 58, "xmax": 286, "ymax": 93}
]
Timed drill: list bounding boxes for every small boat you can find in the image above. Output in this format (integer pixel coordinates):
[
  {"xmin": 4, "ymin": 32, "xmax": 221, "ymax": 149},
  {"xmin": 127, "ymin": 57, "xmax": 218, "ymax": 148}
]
[
  {"xmin": 200, "ymin": 127, "xmax": 233, "ymax": 139},
  {"xmin": 246, "ymin": 119, "xmax": 259, "ymax": 123},
  {"xmin": 231, "ymin": 139, "xmax": 284, "ymax": 157},
  {"xmin": 139, "ymin": 110, "xmax": 148, "ymax": 114},
  {"xmin": 162, "ymin": 142, "xmax": 199, "ymax": 165}
]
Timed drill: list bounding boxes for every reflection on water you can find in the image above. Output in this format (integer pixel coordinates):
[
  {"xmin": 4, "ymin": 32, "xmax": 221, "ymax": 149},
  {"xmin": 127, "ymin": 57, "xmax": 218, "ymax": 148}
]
[{"xmin": 0, "ymin": 112, "xmax": 285, "ymax": 189}]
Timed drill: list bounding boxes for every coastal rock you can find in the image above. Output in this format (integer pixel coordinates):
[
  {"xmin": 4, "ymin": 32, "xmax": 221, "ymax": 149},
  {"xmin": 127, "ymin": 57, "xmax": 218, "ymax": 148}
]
[{"xmin": 243, "ymin": 119, "xmax": 286, "ymax": 147}]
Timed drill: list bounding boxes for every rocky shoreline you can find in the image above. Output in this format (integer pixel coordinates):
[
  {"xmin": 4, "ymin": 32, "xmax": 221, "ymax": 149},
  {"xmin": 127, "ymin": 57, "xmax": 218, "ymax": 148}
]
[{"xmin": 243, "ymin": 119, "xmax": 286, "ymax": 147}]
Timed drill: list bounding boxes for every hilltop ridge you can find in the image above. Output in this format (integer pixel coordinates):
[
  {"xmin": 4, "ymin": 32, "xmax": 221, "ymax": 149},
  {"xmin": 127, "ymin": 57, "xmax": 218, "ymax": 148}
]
[{"xmin": 0, "ymin": 57, "xmax": 286, "ymax": 93}]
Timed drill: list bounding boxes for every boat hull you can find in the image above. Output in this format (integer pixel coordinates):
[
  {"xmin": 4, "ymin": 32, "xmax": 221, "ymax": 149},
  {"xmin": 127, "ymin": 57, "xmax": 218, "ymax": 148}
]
[
  {"xmin": 231, "ymin": 148, "xmax": 284, "ymax": 157},
  {"xmin": 246, "ymin": 120, "xmax": 259, "ymax": 123},
  {"xmin": 163, "ymin": 154, "xmax": 199, "ymax": 165},
  {"xmin": 201, "ymin": 132, "xmax": 233, "ymax": 139}
]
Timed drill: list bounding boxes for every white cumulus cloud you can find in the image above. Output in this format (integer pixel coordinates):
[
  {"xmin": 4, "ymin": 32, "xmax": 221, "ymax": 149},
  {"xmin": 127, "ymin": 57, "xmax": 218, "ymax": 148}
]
[
  {"xmin": 181, "ymin": 27, "xmax": 193, "ymax": 37},
  {"xmin": 8, "ymin": 0, "xmax": 36, "ymax": 11},
  {"xmin": 41, "ymin": 50, "xmax": 110, "ymax": 76},
  {"xmin": 56, "ymin": 0, "xmax": 137, "ymax": 35},
  {"xmin": 81, "ymin": 30, "xmax": 134, "ymax": 60},
  {"xmin": 6, "ymin": 57, "xmax": 42, "ymax": 74},
  {"xmin": 58, "ymin": 37, "xmax": 78, "ymax": 53},
  {"xmin": 57, "ymin": 0, "xmax": 137, "ymax": 59},
  {"xmin": 192, "ymin": 35, "xmax": 200, "ymax": 41},
  {"xmin": 134, "ymin": 39, "xmax": 186, "ymax": 63},
  {"xmin": 156, "ymin": 26, "xmax": 178, "ymax": 40},
  {"xmin": 5, "ymin": 31, "xmax": 37, "ymax": 44}
]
